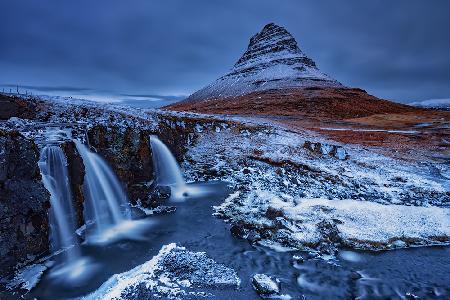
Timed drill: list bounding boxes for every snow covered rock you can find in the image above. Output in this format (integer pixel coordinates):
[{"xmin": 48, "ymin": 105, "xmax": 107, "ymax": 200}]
[
  {"xmin": 183, "ymin": 23, "xmax": 341, "ymax": 103},
  {"xmin": 252, "ymin": 274, "xmax": 280, "ymax": 295},
  {"xmin": 303, "ymin": 141, "xmax": 348, "ymax": 160},
  {"xmin": 81, "ymin": 243, "xmax": 240, "ymax": 300}
]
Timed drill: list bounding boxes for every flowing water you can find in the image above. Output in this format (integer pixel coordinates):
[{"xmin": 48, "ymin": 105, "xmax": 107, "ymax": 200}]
[
  {"xmin": 74, "ymin": 141, "xmax": 135, "ymax": 243},
  {"xmin": 27, "ymin": 179, "xmax": 450, "ymax": 299},
  {"xmin": 10, "ymin": 134, "xmax": 450, "ymax": 299},
  {"xmin": 149, "ymin": 135, "xmax": 186, "ymax": 189},
  {"xmin": 38, "ymin": 146, "xmax": 80, "ymax": 263}
]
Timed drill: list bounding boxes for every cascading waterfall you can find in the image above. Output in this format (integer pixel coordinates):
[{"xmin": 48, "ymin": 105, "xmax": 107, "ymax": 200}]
[
  {"xmin": 38, "ymin": 146, "xmax": 80, "ymax": 262},
  {"xmin": 74, "ymin": 140, "xmax": 132, "ymax": 242},
  {"xmin": 149, "ymin": 135, "xmax": 186, "ymax": 189}
]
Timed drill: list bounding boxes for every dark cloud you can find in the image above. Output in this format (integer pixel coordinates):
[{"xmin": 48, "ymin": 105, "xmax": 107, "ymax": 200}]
[{"xmin": 1, "ymin": 0, "xmax": 449, "ymax": 103}]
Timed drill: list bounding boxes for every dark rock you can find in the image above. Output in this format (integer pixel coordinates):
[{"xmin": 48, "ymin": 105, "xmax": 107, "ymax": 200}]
[
  {"xmin": 252, "ymin": 273, "xmax": 280, "ymax": 295},
  {"xmin": 146, "ymin": 185, "xmax": 172, "ymax": 208},
  {"xmin": 87, "ymin": 125, "xmax": 154, "ymax": 205},
  {"xmin": 349, "ymin": 271, "xmax": 362, "ymax": 280},
  {"xmin": 0, "ymin": 95, "xmax": 37, "ymax": 120},
  {"xmin": 0, "ymin": 130, "xmax": 50, "ymax": 276},
  {"xmin": 61, "ymin": 141, "xmax": 85, "ymax": 226},
  {"xmin": 246, "ymin": 230, "xmax": 261, "ymax": 243},
  {"xmin": 265, "ymin": 206, "xmax": 284, "ymax": 220},
  {"xmin": 317, "ymin": 219, "xmax": 342, "ymax": 244},
  {"xmin": 230, "ymin": 221, "xmax": 247, "ymax": 238},
  {"xmin": 293, "ymin": 255, "xmax": 304, "ymax": 264}
]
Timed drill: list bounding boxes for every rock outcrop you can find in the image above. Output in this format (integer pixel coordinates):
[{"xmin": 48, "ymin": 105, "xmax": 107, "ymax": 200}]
[
  {"xmin": 0, "ymin": 130, "xmax": 50, "ymax": 276},
  {"xmin": 0, "ymin": 94, "xmax": 37, "ymax": 120}
]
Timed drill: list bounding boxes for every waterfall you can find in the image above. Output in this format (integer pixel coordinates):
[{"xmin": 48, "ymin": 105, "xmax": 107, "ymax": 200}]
[
  {"xmin": 38, "ymin": 146, "xmax": 80, "ymax": 262},
  {"xmin": 149, "ymin": 135, "xmax": 186, "ymax": 188},
  {"xmin": 74, "ymin": 141, "xmax": 131, "ymax": 241}
]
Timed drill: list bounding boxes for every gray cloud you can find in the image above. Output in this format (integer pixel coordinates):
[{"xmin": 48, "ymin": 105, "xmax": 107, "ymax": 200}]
[{"xmin": 0, "ymin": 0, "xmax": 449, "ymax": 103}]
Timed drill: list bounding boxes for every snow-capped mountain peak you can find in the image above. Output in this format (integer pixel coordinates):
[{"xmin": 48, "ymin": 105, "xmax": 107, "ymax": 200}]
[{"xmin": 184, "ymin": 23, "xmax": 342, "ymax": 102}]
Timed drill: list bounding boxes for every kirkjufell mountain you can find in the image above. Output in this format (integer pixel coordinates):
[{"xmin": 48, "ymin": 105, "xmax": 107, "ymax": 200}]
[
  {"xmin": 168, "ymin": 23, "xmax": 415, "ymax": 119},
  {"xmin": 186, "ymin": 23, "xmax": 342, "ymax": 102}
]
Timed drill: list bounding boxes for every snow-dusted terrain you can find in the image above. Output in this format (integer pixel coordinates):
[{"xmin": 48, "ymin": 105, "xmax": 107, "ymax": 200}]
[
  {"xmin": 410, "ymin": 98, "xmax": 450, "ymax": 110},
  {"xmin": 3, "ymin": 94, "xmax": 449, "ymax": 253},
  {"xmin": 184, "ymin": 23, "xmax": 341, "ymax": 103},
  {"xmin": 1, "ymin": 94, "xmax": 450, "ymax": 299}
]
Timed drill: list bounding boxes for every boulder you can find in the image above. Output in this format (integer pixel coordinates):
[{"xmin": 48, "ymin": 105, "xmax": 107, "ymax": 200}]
[
  {"xmin": 304, "ymin": 141, "xmax": 348, "ymax": 160},
  {"xmin": 252, "ymin": 274, "xmax": 280, "ymax": 295}
]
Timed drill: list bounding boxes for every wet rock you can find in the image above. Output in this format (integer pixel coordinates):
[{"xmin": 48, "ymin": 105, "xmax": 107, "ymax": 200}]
[
  {"xmin": 0, "ymin": 130, "xmax": 50, "ymax": 276},
  {"xmin": 146, "ymin": 185, "xmax": 172, "ymax": 208},
  {"xmin": 405, "ymin": 292, "xmax": 420, "ymax": 300},
  {"xmin": 230, "ymin": 221, "xmax": 247, "ymax": 238},
  {"xmin": 331, "ymin": 146, "xmax": 348, "ymax": 160},
  {"xmin": 349, "ymin": 271, "xmax": 362, "ymax": 280},
  {"xmin": 293, "ymin": 255, "xmax": 304, "ymax": 264},
  {"xmin": 150, "ymin": 205, "xmax": 177, "ymax": 215},
  {"xmin": 87, "ymin": 125, "xmax": 154, "ymax": 205},
  {"xmin": 246, "ymin": 230, "xmax": 262, "ymax": 243},
  {"xmin": 61, "ymin": 141, "xmax": 85, "ymax": 226},
  {"xmin": 252, "ymin": 274, "xmax": 280, "ymax": 295}
]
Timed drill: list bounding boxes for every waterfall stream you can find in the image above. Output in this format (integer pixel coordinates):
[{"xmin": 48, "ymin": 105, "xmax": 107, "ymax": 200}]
[
  {"xmin": 74, "ymin": 141, "xmax": 133, "ymax": 241},
  {"xmin": 149, "ymin": 135, "xmax": 187, "ymax": 197},
  {"xmin": 75, "ymin": 140, "xmax": 152, "ymax": 245},
  {"xmin": 38, "ymin": 145, "xmax": 81, "ymax": 262}
]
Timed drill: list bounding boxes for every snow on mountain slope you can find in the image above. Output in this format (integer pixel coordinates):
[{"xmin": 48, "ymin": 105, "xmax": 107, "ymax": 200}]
[
  {"xmin": 184, "ymin": 23, "xmax": 341, "ymax": 102},
  {"xmin": 410, "ymin": 98, "xmax": 450, "ymax": 109}
]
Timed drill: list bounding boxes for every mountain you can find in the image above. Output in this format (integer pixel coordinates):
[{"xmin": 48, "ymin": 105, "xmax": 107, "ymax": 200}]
[
  {"xmin": 167, "ymin": 23, "xmax": 417, "ymax": 119},
  {"xmin": 410, "ymin": 99, "xmax": 450, "ymax": 111},
  {"xmin": 184, "ymin": 23, "xmax": 341, "ymax": 102}
]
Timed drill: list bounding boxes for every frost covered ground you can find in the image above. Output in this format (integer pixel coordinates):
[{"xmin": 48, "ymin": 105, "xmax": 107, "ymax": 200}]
[
  {"xmin": 181, "ymin": 117, "xmax": 450, "ymax": 252},
  {"xmin": 3, "ymin": 95, "xmax": 449, "ymax": 255},
  {"xmin": 2, "ymin": 94, "xmax": 450, "ymax": 297}
]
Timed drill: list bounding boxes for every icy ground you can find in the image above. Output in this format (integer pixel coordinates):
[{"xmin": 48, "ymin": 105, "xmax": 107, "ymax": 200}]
[{"xmin": 181, "ymin": 116, "xmax": 450, "ymax": 252}]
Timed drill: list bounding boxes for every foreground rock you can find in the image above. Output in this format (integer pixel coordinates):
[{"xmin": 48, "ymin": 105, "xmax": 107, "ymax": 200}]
[
  {"xmin": 252, "ymin": 274, "xmax": 280, "ymax": 296},
  {"xmin": 82, "ymin": 243, "xmax": 240, "ymax": 300}
]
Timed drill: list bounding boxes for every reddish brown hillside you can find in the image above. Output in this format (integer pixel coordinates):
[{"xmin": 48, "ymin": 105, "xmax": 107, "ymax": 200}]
[{"xmin": 166, "ymin": 87, "xmax": 420, "ymax": 120}]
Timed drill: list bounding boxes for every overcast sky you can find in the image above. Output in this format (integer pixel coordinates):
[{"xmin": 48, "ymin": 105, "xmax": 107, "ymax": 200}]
[{"xmin": 1, "ymin": 0, "xmax": 449, "ymax": 104}]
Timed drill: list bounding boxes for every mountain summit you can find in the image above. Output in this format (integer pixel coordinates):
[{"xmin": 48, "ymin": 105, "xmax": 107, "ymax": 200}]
[
  {"xmin": 184, "ymin": 23, "xmax": 341, "ymax": 102},
  {"xmin": 168, "ymin": 23, "xmax": 416, "ymax": 121}
]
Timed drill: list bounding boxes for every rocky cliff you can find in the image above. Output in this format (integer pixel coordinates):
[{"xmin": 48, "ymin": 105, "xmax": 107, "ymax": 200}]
[{"xmin": 0, "ymin": 130, "xmax": 50, "ymax": 276}]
